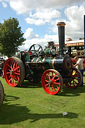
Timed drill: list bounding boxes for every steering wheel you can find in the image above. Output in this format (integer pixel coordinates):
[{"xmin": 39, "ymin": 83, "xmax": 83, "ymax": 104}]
[{"xmin": 29, "ymin": 44, "xmax": 43, "ymax": 56}]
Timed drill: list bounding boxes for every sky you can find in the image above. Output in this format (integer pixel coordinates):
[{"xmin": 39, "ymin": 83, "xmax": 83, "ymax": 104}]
[{"xmin": 0, "ymin": 0, "xmax": 85, "ymax": 51}]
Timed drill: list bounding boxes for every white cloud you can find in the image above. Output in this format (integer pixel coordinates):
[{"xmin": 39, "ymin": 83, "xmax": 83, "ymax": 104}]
[
  {"xmin": 44, "ymin": 34, "xmax": 58, "ymax": 42},
  {"xmin": 25, "ymin": 9, "xmax": 61, "ymax": 26},
  {"xmin": 25, "ymin": 18, "xmax": 45, "ymax": 26},
  {"xmin": 9, "ymin": 0, "xmax": 84, "ymax": 14},
  {"xmin": 24, "ymin": 28, "xmax": 39, "ymax": 39},
  {"xmin": 49, "ymin": 5, "xmax": 85, "ymax": 40},
  {"xmin": 2, "ymin": 2, "xmax": 7, "ymax": 7},
  {"xmin": 29, "ymin": 9, "xmax": 60, "ymax": 21},
  {"xmin": 19, "ymin": 33, "xmax": 58, "ymax": 51},
  {"xmin": 65, "ymin": 5, "xmax": 85, "ymax": 40},
  {"xmin": 0, "ymin": 0, "xmax": 9, "ymax": 7}
]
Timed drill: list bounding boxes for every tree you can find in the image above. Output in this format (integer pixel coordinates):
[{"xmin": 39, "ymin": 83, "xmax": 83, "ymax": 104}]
[{"xmin": 0, "ymin": 18, "xmax": 26, "ymax": 57}]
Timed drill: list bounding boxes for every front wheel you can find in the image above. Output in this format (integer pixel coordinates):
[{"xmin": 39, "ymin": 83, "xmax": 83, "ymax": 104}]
[{"xmin": 41, "ymin": 69, "xmax": 63, "ymax": 95}]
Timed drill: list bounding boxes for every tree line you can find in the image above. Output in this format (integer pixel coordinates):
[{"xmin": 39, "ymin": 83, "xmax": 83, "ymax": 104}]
[{"xmin": 0, "ymin": 18, "xmax": 26, "ymax": 57}]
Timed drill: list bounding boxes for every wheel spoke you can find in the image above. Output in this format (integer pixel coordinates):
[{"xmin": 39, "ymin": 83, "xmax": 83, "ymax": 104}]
[
  {"xmin": 72, "ymin": 74, "xmax": 77, "ymax": 78},
  {"xmin": 7, "ymin": 64, "xmax": 11, "ymax": 69},
  {"xmin": 14, "ymin": 75, "xmax": 19, "ymax": 82},
  {"xmin": 54, "ymin": 82, "xmax": 60, "ymax": 85},
  {"xmin": 10, "ymin": 60, "xmax": 14, "ymax": 69},
  {"xmin": 53, "ymin": 87, "xmax": 56, "ymax": 91},
  {"xmin": 11, "ymin": 65, "xmax": 13, "ymax": 70},
  {"xmin": 45, "ymin": 79, "xmax": 49, "ymax": 82},
  {"xmin": 38, "ymin": 47, "xmax": 41, "ymax": 52},
  {"xmin": 45, "ymin": 84, "xmax": 50, "ymax": 89},
  {"xmin": 52, "ymin": 75, "xmax": 57, "ymax": 80},
  {"xmin": 52, "ymin": 84, "xmax": 56, "ymax": 91},
  {"xmin": 51, "ymin": 87, "xmax": 53, "ymax": 92},
  {"xmin": 8, "ymin": 68, "xmax": 11, "ymax": 72},
  {"xmin": 73, "ymin": 80, "xmax": 78, "ymax": 84},
  {"xmin": 8, "ymin": 78, "xmax": 12, "ymax": 83},
  {"xmin": 12, "ymin": 79, "xmax": 15, "ymax": 85},
  {"xmin": 33, "ymin": 46, "xmax": 35, "ymax": 51},
  {"xmin": 14, "ymin": 72, "xmax": 20, "ymax": 75},
  {"xmin": 17, "ymin": 76, "xmax": 20, "ymax": 82},
  {"xmin": 46, "ymin": 75, "xmax": 49, "ymax": 79},
  {"xmin": 46, "ymin": 74, "xmax": 51, "ymax": 80},
  {"xmin": 56, "ymin": 85, "xmax": 60, "ymax": 89},
  {"xmin": 13, "ymin": 66, "xmax": 20, "ymax": 71},
  {"xmin": 6, "ymin": 72, "xmax": 10, "ymax": 75},
  {"xmin": 48, "ymin": 74, "xmax": 51, "ymax": 80},
  {"xmin": 13, "ymin": 62, "xmax": 16, "ymax": 69}
]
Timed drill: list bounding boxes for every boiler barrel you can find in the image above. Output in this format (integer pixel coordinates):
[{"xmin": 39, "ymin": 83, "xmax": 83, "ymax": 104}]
[{"xmin": 42, "ymin": 56, "xmax": 72, "ymax": 71}]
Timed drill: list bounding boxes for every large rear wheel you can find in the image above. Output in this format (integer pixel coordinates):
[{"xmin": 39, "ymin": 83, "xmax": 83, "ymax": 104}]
[
  {"xmin": 4, "ymin": 57, "xmax": 25, "ymax": 87},
  {"xmin": 41, "ymin": 69, "xmax": 63, "ymax": 95},
  {"xmin": 64, "ymin": 67, "xmax": 82, "ymax": 88}
]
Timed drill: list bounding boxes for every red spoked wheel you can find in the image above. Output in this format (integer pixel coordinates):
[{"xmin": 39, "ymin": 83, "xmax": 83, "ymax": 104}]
[
  {"xmin": 65, "ymin": 67, "xmax": 82, "ymax": 88},
  {"xmin": 41, "ymin": 69, "xmax": 63, "ymax": 95},
  {"xmin": 4, "ymin": 57, "xmax": 25, "ymax": 87}
]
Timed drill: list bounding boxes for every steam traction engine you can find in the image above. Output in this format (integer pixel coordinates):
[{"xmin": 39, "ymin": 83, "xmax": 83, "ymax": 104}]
[{"xmin": 4, "ymin": 22, "xmax": 82, "ymax": 95}]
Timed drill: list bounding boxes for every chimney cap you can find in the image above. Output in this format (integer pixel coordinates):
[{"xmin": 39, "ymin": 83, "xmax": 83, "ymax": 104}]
[{"xmin": 57, "ymin": 22, "xmax": 66, "ymax": 27}]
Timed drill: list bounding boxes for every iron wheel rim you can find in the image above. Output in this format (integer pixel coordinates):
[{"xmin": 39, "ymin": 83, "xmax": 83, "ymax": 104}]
[{"xmin": 41, "ymin": 69, "xmax": 63, "ymax": 95}]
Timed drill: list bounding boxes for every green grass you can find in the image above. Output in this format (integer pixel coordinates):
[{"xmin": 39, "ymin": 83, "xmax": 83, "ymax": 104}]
[{"xmin": 0, "ymin": 74, "xmax": 85, "ymax": 128}]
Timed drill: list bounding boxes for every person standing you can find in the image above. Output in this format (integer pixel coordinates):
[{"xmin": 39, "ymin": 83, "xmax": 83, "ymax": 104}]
[{"xmin": 74, "ymin": 56, "xmax": 84, "ymax": 86}]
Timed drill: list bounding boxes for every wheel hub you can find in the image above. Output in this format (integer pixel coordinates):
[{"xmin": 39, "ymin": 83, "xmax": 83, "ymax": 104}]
[
  {"xmin": 48, "ymin": 80, "xmax": 52, "ymax": 85},
  {"xmin": 10, "ymin": 70, "xmax": 14, "ymax": 78},
  {"xmin": 10, "ymin": 70, "xmax": 13, "ymax": 75}
]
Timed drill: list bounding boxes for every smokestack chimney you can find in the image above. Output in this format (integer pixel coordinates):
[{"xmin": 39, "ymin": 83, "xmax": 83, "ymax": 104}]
[{"xmin": 57, "ymin": 22, "xmax": 66, "ymax": 56}]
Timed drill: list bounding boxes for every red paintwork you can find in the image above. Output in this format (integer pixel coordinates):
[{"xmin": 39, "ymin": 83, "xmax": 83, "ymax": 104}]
[
  {"xmin": 71, "ymin": 58, "xmax": 76, "ymax": 64},
  {"xmin": 71, "ymin": 58, "xmax": 85, "ymax": 68},
  {"xmin": 83, "ymin": 58, "xmax": 85, "ymax": 68},
  {"xmin": 41, "ymin": 69, "xmax": 61, "ymax": 95},
  {"xmin": 4, "ymin": 58, "xmax": 20, "ymax": 87}
]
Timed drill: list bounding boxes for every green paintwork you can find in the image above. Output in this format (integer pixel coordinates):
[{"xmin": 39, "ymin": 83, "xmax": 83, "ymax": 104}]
[
  {"xmin": 16, "ymin": 53, "xmax": 21, "ymax": 59},
  {"xmin": 45, "ymin": 48, "xmax": 51, "ymax": 56},
  {"xmin": 43, "ymin": 58, "xmax": 53, "ymax": 70},
  {"xmin": 24, "ymin": 53, "xmax": 30, "ymax": 62},
  {"xmin": 16, "ymin": 52, "xmax": 30, "ymax": 62}
]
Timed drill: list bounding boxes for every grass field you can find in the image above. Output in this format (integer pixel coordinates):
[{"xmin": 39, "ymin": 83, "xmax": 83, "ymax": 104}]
[{"xmin": 0, "ymin": 74, "xmax": 85, "ymax": 128}]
